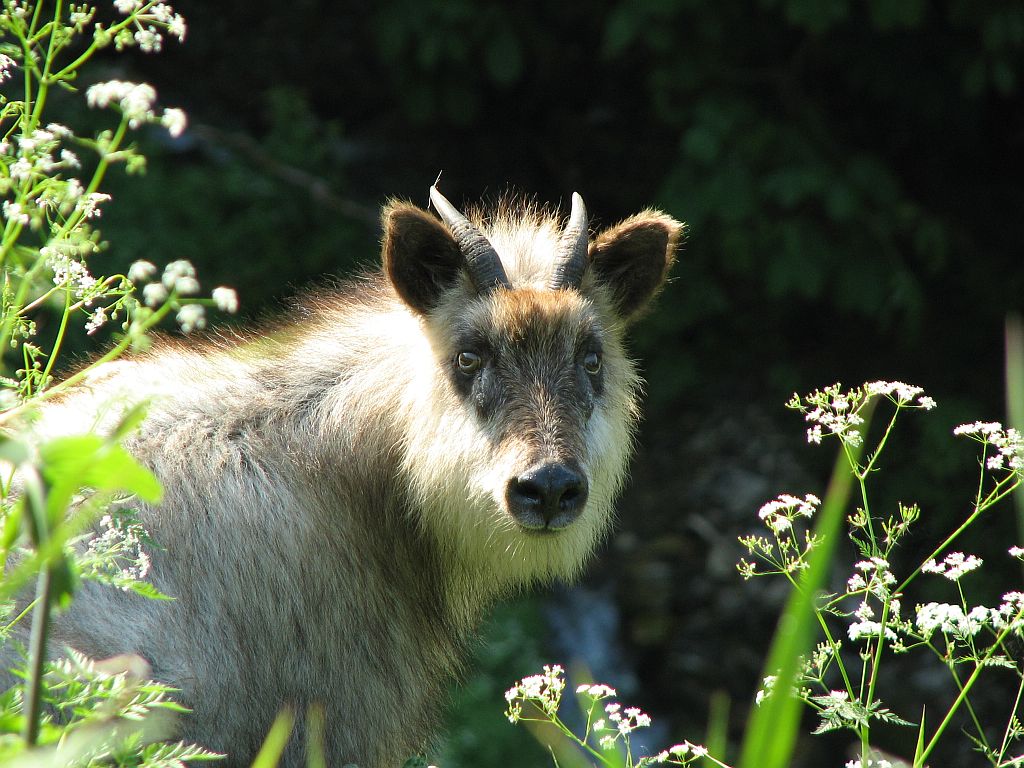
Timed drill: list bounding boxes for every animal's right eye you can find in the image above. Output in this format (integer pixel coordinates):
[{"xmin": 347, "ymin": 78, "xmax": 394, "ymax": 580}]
[{"xmin": 455, "ymin": 351, "xmax": 482, "ymax": 375}]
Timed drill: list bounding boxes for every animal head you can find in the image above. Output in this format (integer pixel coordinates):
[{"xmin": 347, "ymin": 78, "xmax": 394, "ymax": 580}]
[{"xmin": 383, "ymin": 185, "xmax": 683, "ymax": 593}]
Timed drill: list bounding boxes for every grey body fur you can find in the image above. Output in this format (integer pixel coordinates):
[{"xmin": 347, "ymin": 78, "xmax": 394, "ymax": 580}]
[{"xmin": 9, "ymin": 193, "xmax": 682, "ymax": 766}]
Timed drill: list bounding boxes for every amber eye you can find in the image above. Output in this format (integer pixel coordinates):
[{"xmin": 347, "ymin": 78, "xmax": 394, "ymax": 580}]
[
  {"xmin": 583, "ymin": 351, "xmax": 602, "ymax": 375},
  {"xmin": 456, "ymin": 351, "xmax": 482, "ymax": 374}
]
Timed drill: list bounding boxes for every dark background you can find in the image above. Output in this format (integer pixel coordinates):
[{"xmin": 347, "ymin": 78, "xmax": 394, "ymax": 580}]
[{"xmin": 67, "ymin": 0, "xmax": 1024, "ymax": 765}]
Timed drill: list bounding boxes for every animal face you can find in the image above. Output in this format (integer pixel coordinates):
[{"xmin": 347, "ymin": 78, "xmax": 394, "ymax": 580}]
[{"xmin": 383, "ymin": 187, "xmax": 682, "ymax": 587}]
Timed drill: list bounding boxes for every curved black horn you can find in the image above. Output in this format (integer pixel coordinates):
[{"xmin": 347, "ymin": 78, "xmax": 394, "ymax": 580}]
[
  {"xmin": 429, "ymin": 185, "xmax": 511, "ymax": 293},
  {"xmin": 549, "ymin": 192, "xmax": 589, "ymax": 290}
]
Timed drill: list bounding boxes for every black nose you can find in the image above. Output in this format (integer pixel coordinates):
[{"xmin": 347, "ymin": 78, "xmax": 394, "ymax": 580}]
[{"xmin": 506, "ymin": 462, "xmax": 589, "ymax": 531}]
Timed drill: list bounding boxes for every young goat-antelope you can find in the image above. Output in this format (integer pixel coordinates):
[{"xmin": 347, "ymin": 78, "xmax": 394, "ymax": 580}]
[{"xmin": 13, "ymin": 185, "xmax": 682, "ymax": 766}]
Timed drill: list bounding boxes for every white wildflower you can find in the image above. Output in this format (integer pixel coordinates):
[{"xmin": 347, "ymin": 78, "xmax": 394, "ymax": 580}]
[
  {"xmin": 142, "ymin": 282, "xmax": 169, "ymax": 307},
  {"xmin": 60, "ymin": 148, "xmax": 81, "ymax": 168},
  {"xmin": 953, "ymin": 420, "xmax": 1003, "ymax": 436},
  {"xmin": 757, "ymin": 492, "xmax": 820, "ymax": 533},
  {"xmin": 755, "ymin": 675, "xmax": 776, "ymax": 705},
  {"xmin": 162, "ymin": 259, "xmax": 196, "ymax": 288},
  {"xmin": 86, "ymin": 80, "xmax": 157, "ymax": 128},
  {"xmin": 85, "ymin": 306, "xmax": 108, "ymax": 335},
  {"xmin": 921, "ymin": 552, "xmax": 983, "ymax": 581},
  {"xmin": 916, "ymin": 602, "xmax": 989, "ymax": 638},
  {"xmin": 2, "ymin": 201, "xmax": 29, "ymax": 226},
  {"xmin": 576, "ymin": 683, "xmax": 617, "ymax": 698},
  {"xmin": 864, "ymin": 380, "xmax": 924, "ymax": 401},
  {"xmin": 113, "ymin": 0, "xmax": 142, "ymax": 12},
  {"xmin": 174, "ymin": 276, "xmax": 200, "ymax": 295},
  {"xmin": 9, "ymin": 157, "xmax": 33, "ymax": 181},
  {"xmin": 168, "ymin": 13, "xmax": 186, "ymax": 40},
  {"xmin": 45, "ymin": 123, "xmax": 73, "ymax": 138},
  {"xmin": 1010, "ymin": 546, "xmax": 1024, "ymax": 559},
  {"xmin": 128, "ymin": 260, "xmax": 158, "ymax": 283},
  {"xmin": 503, "ymin": 665, "xmax": 566, "ymax": 721},
  {"xmin": 0, "ymin": 54, "xmax": 16, "ymax": 82},
  {"xmin": 161, "ymin": 107, "xmax": 187, "ymax": 138},
  {"xmin": 77, "ymin": 192, "xmax": 111, "ymax": 218},
  {"xmin": 134, "ymin": 27, "xmax": 162, "ymax": 53},
  {"xmin": 848, "ymin": 619, "xmax": 898, "ymax": 642}
]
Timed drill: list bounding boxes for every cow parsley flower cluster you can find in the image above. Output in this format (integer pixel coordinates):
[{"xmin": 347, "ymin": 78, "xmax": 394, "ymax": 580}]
[
  {"xmin": 86, "ymin": 79, "xmax": 186, "ymax": 135},
  {"xmin": 787, "ymin": 381, "xmax": 936, "ymax": 447},
  {"xmin": 108, "ymin": 0, "xmax": 186, "ymax": 52},
  {"xmin": 920, "ymin": 551, "xmax": 983, "ymax": 581},
  {"xmin": 954, "ymin": 421, "xmax": 1024, "ymax": 473},
  {"xmin": 504, "ymin": 664, "xmax": 566, "ymax": 723},
  {"xmin": 78, "ymin": 512, "xmax": 154, "ymax": 591},
  {"xmin": 738, "ymin": 492, "xmax": 822, "ymax": 579},
  {"xmin": 735, "ymin": 380, "xmax": 1024, "ymax": 767},
  {"xmin": 505, "ymin": 666, "xmax": 725, "ymax": 767}
]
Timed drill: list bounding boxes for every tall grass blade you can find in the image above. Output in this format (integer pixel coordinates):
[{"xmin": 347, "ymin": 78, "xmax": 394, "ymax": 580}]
[
  {"xmin": 1004, "ymin": 314, "xmax": 1024, "ymax": 564},
  {"xmin": 250, "ymin": 708, "xmax": 295, "ymax": 768},
  {"xmin": 737, "ymin": 432, "xmax": 863, "ymax": 768}
]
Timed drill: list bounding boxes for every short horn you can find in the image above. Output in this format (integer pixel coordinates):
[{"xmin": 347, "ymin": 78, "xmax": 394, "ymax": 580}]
[
  {"xmin": 550, "ymin": 192, "xmax": 588, "ymax": 290},
  {"xmin": 429, "ymin": 185, "xmax": 511, "ymax": 293}
]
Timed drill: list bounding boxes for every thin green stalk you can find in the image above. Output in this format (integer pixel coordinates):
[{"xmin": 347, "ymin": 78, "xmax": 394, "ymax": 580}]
[
  {"xmin": 38, "ymin": 283, "xmax": 71, "ymax": 385},
  {"xmin": 738, "ymin": 425, "xmax": 864, "ymax": 768},
  {"xmin": 896, "ymin": 482, "xmax": 1019, "ymax": 598},
  {"xmin": 858, "ymin": 407, "xmax": 902, "ymax": 481},
  {"xmin": 0, "ymin": 247, "xmax": 52, "ymax": 352},
  {"xmin": 916, "ymin": 609, "xmax": 1024, "ymax": 766},
  {"xmin": 0, "ymin": 114, "xmax": 130, "ymax": 355},
  {"xmin": 947, "ymin": 662, "xmax": 992, "ymax": 757},
  {"xmin": 3, "ymin": 596, "xmax": 37, "ymax": 633},
  {"xmin": 22, "ymin": 566, "xmax": 52, "ymax": 746},
  {"xmin": 28, "ymin": 0, "xmax": 64, "ymax": 128},
  {"xmin": 997, "ymin": 674, "xmax": 1024, "ymax": 762},
  {"xmin": 48, "ymin": 1, "xmax": 161, "ymax": 82}
]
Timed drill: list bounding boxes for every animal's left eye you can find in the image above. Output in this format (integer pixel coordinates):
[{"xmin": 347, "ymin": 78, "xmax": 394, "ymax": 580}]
[
  {"xmin": 583, "ymin": 351, "xmax": 602, "ymax": 376},
  {"xmin": 456, "ymin": 351, "xmax": 482, "ymax": 375}
]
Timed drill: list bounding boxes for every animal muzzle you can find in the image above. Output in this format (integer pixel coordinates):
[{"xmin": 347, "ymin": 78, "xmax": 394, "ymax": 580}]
[{"xmin": 505, "ymin": 460, "xmax": 589, "ymax": 532}]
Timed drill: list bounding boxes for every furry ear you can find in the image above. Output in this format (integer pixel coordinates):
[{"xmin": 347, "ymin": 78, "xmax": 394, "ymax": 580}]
[
  {"xmin": 588, "ymin": 211, "xmax": 683, "ymax": 322},
  {"xmin": 382, "ymin": 202, "xmax": 463, "ymax": 315}
]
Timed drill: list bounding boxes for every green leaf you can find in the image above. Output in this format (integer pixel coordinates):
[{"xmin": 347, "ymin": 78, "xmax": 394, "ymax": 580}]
[{"xmin": 39, "ymin": 434, "xmax": 162, "ymax": 528}]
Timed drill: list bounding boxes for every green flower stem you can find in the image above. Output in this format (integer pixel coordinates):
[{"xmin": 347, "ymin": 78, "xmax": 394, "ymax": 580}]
[
  {"xmin": 896, "ymin": 482, "xmax": 1020, "ymax": 598},
  {"xmin": 3, "ymin": 595, "xmax": 37, "ymax": 634},
  {"xmin": 946, "ymin": 662, "xmax": 992, "ymax": 758},
  {"xmin": 37, "ymin": 279, "xmax": 70, "ymax": 385},
  {"xmin": 22, "ymin": 562, "xmax": 51, "ymax": 746},
  {"xmin": 780, "ymin": 566, "xmax": 857, "ymax": 703},
  {"xmin": 0, "ymin": 114, "xmax": 129, "ymax": 355},
  {"xmin": 997, "ymin": 675, "xmax": 1024, "ymax": 762},
  {"xmin": 858, "ymin": 407, "xmax": 901, "ymax": 481},
  {"xmin": 48, "ymin": 1, "xmax": 162, "ymax": 83},
  {"xmin": 0, "ymin": 247, "xmax": 53, "ymax": 353},
  {"xmin": 915, "ymin": 608, "xmax": 1024, "ymax": 767},
  {"xmin": 28, "ymin": 1, "xmax": 64, "ymax": 129}
]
